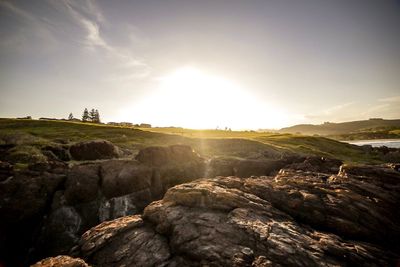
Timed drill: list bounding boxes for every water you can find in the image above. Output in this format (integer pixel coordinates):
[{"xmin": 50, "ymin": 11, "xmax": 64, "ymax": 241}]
[{"xmin": 346, "ymin": 139, "xmax": 400, "ymax": 148}]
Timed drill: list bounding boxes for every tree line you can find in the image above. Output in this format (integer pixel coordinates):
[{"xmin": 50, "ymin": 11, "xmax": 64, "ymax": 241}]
[{"xmin": 68, "ymin": 108, "xmax": 101, "ymax": 123}]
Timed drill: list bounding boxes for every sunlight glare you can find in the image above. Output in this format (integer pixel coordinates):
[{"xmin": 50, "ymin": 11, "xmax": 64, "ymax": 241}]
[{"xmin": 122, "ymin": 66, "xmax": 289, "ymax": 129}]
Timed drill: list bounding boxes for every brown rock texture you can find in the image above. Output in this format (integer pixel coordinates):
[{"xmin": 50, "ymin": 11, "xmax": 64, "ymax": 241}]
[
  {"xmin": 31, "ymin": 255, "xmax": 90, "ymax": 267},
  {"xmin": 69, "ymin": 140, "xmax": 121, "ymax": 161},
  {"xmin": 77, "ymin": 165, "xmax": 400, "ymax": 266}
]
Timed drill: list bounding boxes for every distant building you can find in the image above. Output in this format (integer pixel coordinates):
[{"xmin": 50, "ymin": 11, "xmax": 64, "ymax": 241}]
[{"xmin": 139, "ymin": 123, "xmax": 152, "ymax": 128}]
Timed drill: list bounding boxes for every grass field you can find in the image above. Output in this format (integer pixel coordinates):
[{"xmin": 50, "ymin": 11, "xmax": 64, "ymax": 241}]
[{"xmin": 0, "ymin": 118, "xmax": 383, "ymax": 163}]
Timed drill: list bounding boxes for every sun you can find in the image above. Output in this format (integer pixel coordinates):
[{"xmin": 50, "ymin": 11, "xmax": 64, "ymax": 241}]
[{"xmin": 122, "ymin": 66, "xmax": 289, "ymax": 129}]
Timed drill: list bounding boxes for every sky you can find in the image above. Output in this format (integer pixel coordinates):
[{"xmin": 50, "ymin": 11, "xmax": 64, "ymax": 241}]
[{"xmin": 0, "ymin": 0, "xmax": 399, "ymax": 129}]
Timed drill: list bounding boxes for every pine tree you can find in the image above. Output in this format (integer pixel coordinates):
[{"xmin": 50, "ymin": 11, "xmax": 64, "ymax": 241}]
[
  {"xmin": 68, "ymin": 113, "xmax": 74, "ymax": 120},
  {"xmin": 89, "ymin": 109, "xmax": 96, "ymax": 122},
  {"xmin": 82, "ymin": 108, "xmax": 89, "ymax": 122},
  {"xmin": 93, "ymin": 109, "xmax": 101, "ymax": 123}
]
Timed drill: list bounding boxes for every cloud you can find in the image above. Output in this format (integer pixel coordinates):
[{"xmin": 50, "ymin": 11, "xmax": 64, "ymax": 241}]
[
  {"xmin": 378, "ymin": 95, "xmax": 400, "ymax": 103},
  {"xmin": 323, "ymin": 102, "xmax": 355, "ymax": 115},
  {"xmin": 358, "ymin": 96, "xmax": 400, "ymax": 119},
  {"xmin": 0, "ymin": 1, "xmax": 57, "ymax": 49},
  {"xmin": 0, "ymin": 1, "xmax": 35, "ymax": 21},
  {"xmin": 52, "ymin": 0, "xmax": 151, "ymax": 80}
]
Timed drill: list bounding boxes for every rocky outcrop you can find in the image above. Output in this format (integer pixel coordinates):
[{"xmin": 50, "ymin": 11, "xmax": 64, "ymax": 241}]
[
  {"xmin": 0, "ymin": 163, "xmax": 67, "ymax": 267},
  {"xmin": 2, "ymin": 141, "xmax": 398, "ymax": 266},
  {"xmin": 31, "ymin": 255, "xmax": 89, "ymax": 267},
  {"xmin": 77, "ymin": 165, "xmax": 400, "ymax": 266},
  {"xmin": 69, "ymin": 140, "xmax": 121, "ymax": 161},
  {"xmin": 206, "ymin": 155, "xmax": 342, "ymax": 178}
]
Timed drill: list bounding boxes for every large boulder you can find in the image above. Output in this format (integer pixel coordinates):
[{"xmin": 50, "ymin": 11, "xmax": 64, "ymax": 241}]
[
  {"xmin": 79, "ymin": 216, "xmax": 170, "ymax": 267},
  {"xmin": 100, "ymin": 160, "xmax": 153, "ymax": 199},
  {"xmin": 69, "ymin": 140, "xmax": 120, "ymax": 161},
  {"xmin": 64, "ymin": 164, "xmax": 101, "ymax": 205},
  {"xmin": 76, "ymin": 164, "xmax": 400, "ymax": 266},
  {"xmin": 31, "ymin": 255, "xmax": 89, "ymax": 267}
]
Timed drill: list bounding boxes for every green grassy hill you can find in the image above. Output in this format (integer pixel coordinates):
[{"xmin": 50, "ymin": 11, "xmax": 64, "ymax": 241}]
[
  {"xmin": 279, "ymin": 118, "xmax": 400, "ymax": 139},
  {"xmin": 0, "ymin": 118, "xmax": 385, "ymax": 163}
]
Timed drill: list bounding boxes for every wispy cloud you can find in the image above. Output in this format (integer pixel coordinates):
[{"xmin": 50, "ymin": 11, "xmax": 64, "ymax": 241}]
[
  {"xmin": 360, "ymin": 95, "xmax": 400, "ymax": 118},
  {"xmin": 52, "ymin": 0, "xmax": 151, "ymax": 80},
  {"xmin": 378, "ymin": 95, "xmax": 400, "ymax": 103},
  {"xmin": 0, "ymin": 0, "xmax": 57, "ymax": 49},
  {"xmin": 323, "ymin": 102, "xmax": 355, "ymax": 115}
]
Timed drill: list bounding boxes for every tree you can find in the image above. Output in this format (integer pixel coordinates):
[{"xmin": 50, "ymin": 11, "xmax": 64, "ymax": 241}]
[
  {"xmin": 68, "ymin": 113, "xmax": 74, "ymax": 120},
  {"xmin": 93, "ymin": 109, "xmax": 101, "ymax": 123},
  {"xmin": 89, "ymin": 109, "xmax": 96, "ymax": 122},
  {"xmin": 82, "ymin": 108, "xmax": 89, "ymax": 122}
]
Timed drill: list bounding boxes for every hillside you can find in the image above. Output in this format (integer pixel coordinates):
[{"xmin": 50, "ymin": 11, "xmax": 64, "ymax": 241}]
[
  {"xmin": 0, "ymin": 118, "xmax": 391, "ymax": 164},
  {"xmin": 279, "ymin": 118, "xmax": 400, "ymax": 138}
]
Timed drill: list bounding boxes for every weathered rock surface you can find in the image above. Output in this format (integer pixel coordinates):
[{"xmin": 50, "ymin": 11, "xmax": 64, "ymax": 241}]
[
  {"xmin": 206, "ymin": 155, "xmax": 342, "ymax": 178},
  {"xmin": 2, "ymin": 141, "xmax": 399, "ymax": 266},
  {"xmin": 77, "ymin": 165, "xmax": 400, "ymax": 266},
  {"xmin": 31, "ymin": 255, "xmax": 90, "ymax": 267},
  {"xmin": 0, "ymin": 145, "xmax": 208, "ymax": 265},
  {"xmin": 69, "ymin": 140, "xmax": 121, "ymax": 161}
]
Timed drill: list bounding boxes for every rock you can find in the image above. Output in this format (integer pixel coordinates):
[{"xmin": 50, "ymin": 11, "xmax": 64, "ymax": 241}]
[
  {"xmin": 100, "ymin": 160, "xmax": 153, "ymax": 199},
  {"xmin": 234, "ymin": 159, "xmax": 286, "ymax": 177},
  {"xmin": 286, "ymin": 156, "xmax": 343, "ymax": 173},
  {"xmin": 0, "ymin": 170, "xmax": 66, "ymax": 266},
  {"xmin": 28, "ymin": 161, "xmax": 68, "ymax": 174},
  {"xmin": 64, "ymin": 164, "xmax": 100, "ymax": 205},
  {"xmin": 98, "ymin": 194, "xmax": 139, "ymax": 222},
  {"xmin": 79, "ymin": 215, "xmax": 170, "ymax": 267},
  {"xmin": 338, "ymin": 164, "xmax": 400, "ymax": 185},
  {"xmin": 0, "ymin": 172, "xmax": 65, "ymax": 222},
  {"xmin": 383, "ymin": 150, "xmax": 400, "ymax": 162},
  {"xmin": 135, "ymin": 144, "xmax": 203, "ymax": 166},
  {"xmin": 42, "ymin": 145, "xmax": 71, "ymax": 161},
  {"xmin": 205, "ymin": 157, "xmax": 238, "ymax": 177},
  {"xmin": 0, "ymin": 161, "xmax": 13, "ymax": 182},
  {"xmin": 31, "ymin": 255, "xmax": 90, "ymax": 267},
  {"xmin": 207, "ymin": 157, "xmax": 286, "ymax": 178},
  {"xmin": 76, "ymin": 165, "xmax": 400, "ymax": 266},
  {"xmin": 69, "ymin": 140, "xmax": 120, "ymax": 161},
  {"xmin": 35, "ymin": 206, "xmax": 83, "ymax": 257}
]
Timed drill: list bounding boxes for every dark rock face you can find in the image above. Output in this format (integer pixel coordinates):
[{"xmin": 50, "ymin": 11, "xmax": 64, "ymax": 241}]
[
  {"xmin": 0, "ymin": 165, "xmax": 67, "ymax": 266},
  {"xmin": 77, "ymin": 165, "xmax": 400, "ymax": 267},
  {"xmin": 206, "ymin": 155, "xmax": 342, "ymax": 178},
  {"xmin": 0, "ymin": 145, "xmax": 208, "ymax": 265},
  {"xmin": 100, "ymin": 160, "xmax": 153, "ymax": 199},
  {"xmin": 0, "ymin": 161, "xmax": 13, "ymax": 182},
  {"xmin": 69, "ymin": 140, "xmax": 121, "ymax": 161},
  {"xmin": 2, "ymin": 141, "xmax": 399, "ymax": 266}
]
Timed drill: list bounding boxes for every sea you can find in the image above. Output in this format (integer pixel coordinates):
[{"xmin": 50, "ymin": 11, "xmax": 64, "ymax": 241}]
[{"xmin": 345, "ymin": 140, "xmax": 400, "ymax": 148}]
